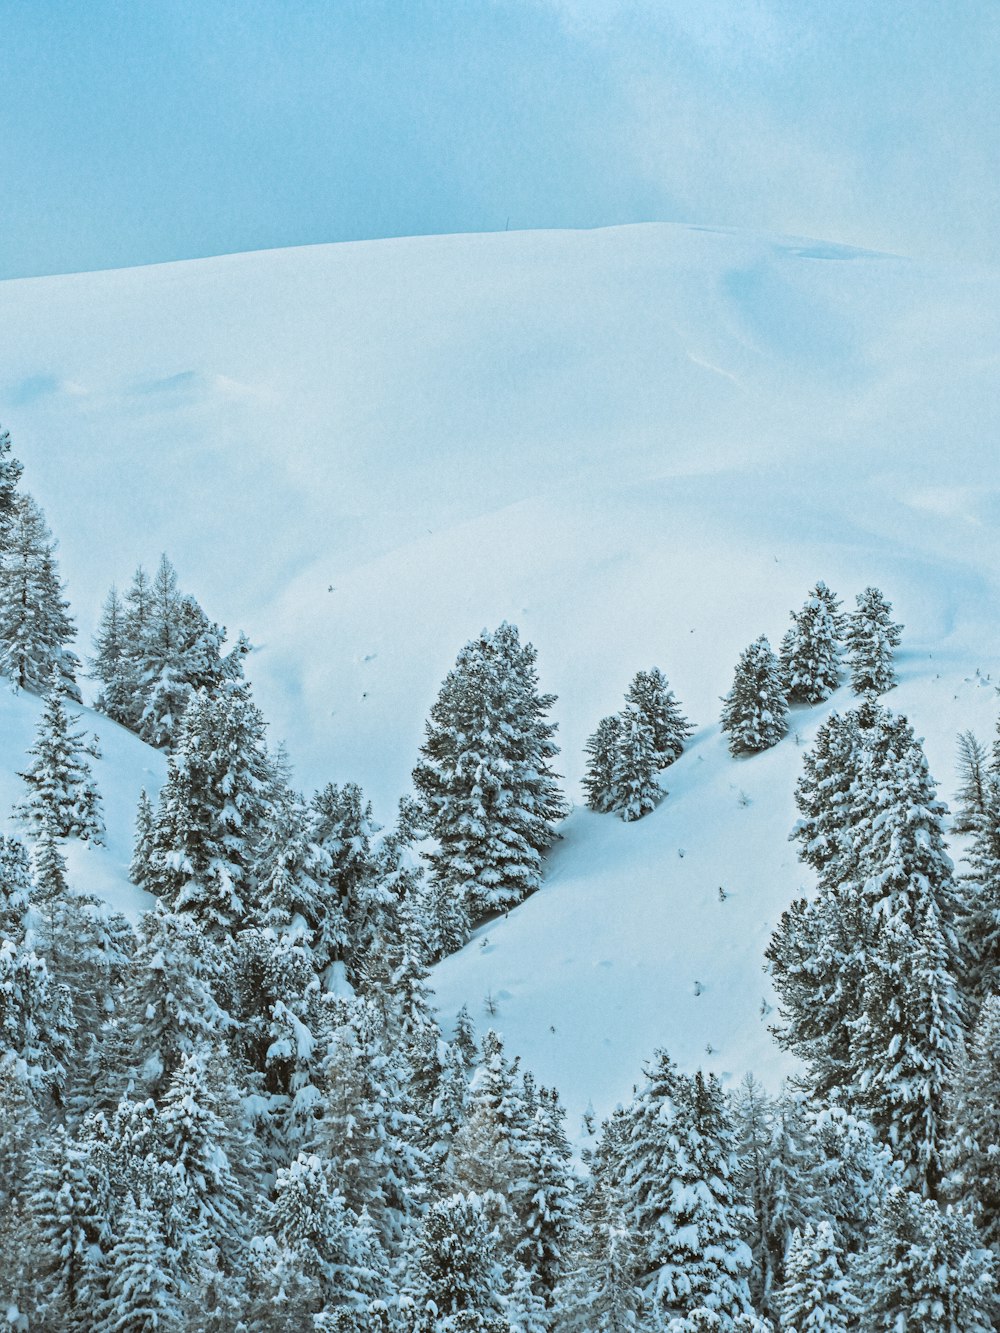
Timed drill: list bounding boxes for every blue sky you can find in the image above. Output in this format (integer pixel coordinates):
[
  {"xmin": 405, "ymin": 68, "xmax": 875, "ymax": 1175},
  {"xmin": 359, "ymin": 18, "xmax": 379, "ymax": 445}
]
[{"xmin": 2, "ymin": 0, "xmax": 998, "ymax": 277}]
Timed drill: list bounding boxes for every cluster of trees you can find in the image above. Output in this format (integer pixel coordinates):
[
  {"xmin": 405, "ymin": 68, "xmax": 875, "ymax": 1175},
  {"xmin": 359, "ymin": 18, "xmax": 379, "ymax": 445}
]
[
  {"xmin": 0, "ymin": 606, "xmax": 582, "ymax": 1327},
  {"xmin": 3, "ymin": 421, "xmax": 999, "ymax": 1327},
  {"xmin": 583, "ymin": 668, "xmax": 693, "ymax": 822},
  {"xmin": 91, "ymin": 554, "xmax": 249, "ymax": 749},
  {"xmin": 720, "ymin": 583, "xmax": 902, "ymax": 757},
  {"xmin": 759, "ymin": 695, "xmax": 1000, "ymax": 1327}
]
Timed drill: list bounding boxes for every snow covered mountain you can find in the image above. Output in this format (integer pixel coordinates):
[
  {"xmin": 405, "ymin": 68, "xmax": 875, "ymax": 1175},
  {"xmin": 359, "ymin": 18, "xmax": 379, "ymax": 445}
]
[{"xmin": 3, "ymin": 221, "xmax": 1000, "ymax": 1134}]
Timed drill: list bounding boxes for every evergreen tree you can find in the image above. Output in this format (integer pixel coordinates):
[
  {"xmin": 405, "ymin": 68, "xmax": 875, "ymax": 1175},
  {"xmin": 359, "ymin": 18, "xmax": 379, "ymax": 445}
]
[
  {"xmin": 583, "ymin": 716, "xmax": 622, "ymax": 814},
  {"xmin": 732, "ymin": 1079, "xmax": 831, "ymax": 1320},
  {"xmin": 120, "ymin": 905, "xmax": 230, "ymax": 1099},
  {"xmin": 147, "ymin": 683, "xmax": 272, "ymax": 939},
  {"xmin": 252, "ymin": 1152, "xmax": 392, "ymax": 1328},
  {"xmin": 516, "ymin": 1087, "xmax": 577, "ymax": 1302},
  {"xmin": 623, "ymin": 668, "xmax": 693, "ymax": 765},
  {"xmin": 408, "ymin": 1192, "xmax": 509, "ymax": 1331},
  {"xmin": 0, "ymin": 423, "xmax": 23, "ymax": 545},
  {"xmin": 609, "ymin": 705, "xmax": 663, "ymax": 822},
  {"xmin": 94, "ymin": 556, "xmax": 243, "ymax": 746},
  {"xmin": 0, "ymin": 836, "xmax": 68, "ymax": 1097},
  {"xmin": 451, "ymin": 1029, "xmax": 533, "ymax": 1252},
  {"xmin": 789, "ymin": 711, "xmax": 863, "ymax": 894},
  {"xmin": 554, "ymin": 1211, "xmax": 642, "ymax": 1333},
  {"xmin": 97, "ymin": 1190, "xmax": 184, "ymax": 1333},
  {"xmin": 957, "ymin": 760, "xmax": 1000, "ymax": 1002},
  {"xmin": 310, "ymin": 780, "xmax": 381, "ymax": 980},
  {"xmin": 623, "ymin": 1052, "xmax": 761, "ymax": 1327},
  {"xmin": 136, "ymin": 557, "xmax": 229, "ymax": 749},
  {"xmin": 779, "ymin": 584, "xmax": 842, "ymax": 705},
  {"xmin": 156, "ymin": 1045, "xmax": 252, "ymax": 1273},
  {"xmin": 256, "ymin": 784, "xmax": 349, "ymax": 988},
  {"xmin": 0, "ymin": 494, "xmax": 80, "ymax": 697},
  {"xmin": 855, "ymin": 1188, "xmax": 995, "ymax": 1331},
  {"xmin": 90, "ymin": 587, "xmax": 135, "ymax": 728},
  {"xmin": 811, "ymin": 581, "xmax": 845, "ymax": 637},
  {"xmin": 27, "ymin": 1125, "xmax": 109, "ymax": 1330},
  {"xmin": 15, "ymin": 669, "xmax": 104, "ymax": 843},
  {"xmin": 776, "ymin": 1222, "xmax": 858, "ymax": 1332},
  {"xmin": 413, "ymin": 622, "xmax": 567, "ymax": 928},
  {"xmin": 771, "ymin": 707, "xmax": 965, "ymax": 1195},
  {"xmin": 317, "ymin": 995, "xmax": 426, "ymax": 1243},
  {"xmin": 128, "ymin": 791, "xmax": 156, "ymax": 893},
  {"xmin": 720, "ymin": 636, "xmax": 788, "ymax": 756},
  {"xmin": 948, "ymin": 993, "xmax": 1000, "ymax": 1251},
  {"xmin": 845, "ymin": 587, "xmax": 902, "ymax": 697},
  {"xmin": 955, "ymin": 729, "xmax": 991, "ymax": 833},
  {"xmin": 848, "ymin": 710, "xmax": 965, "ymax": 1195}
]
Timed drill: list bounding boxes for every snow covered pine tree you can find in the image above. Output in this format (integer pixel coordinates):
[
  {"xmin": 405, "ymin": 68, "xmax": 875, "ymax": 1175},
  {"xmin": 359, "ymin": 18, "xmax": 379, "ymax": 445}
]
[
  {"xmin": 413, "ymin": 622, "xmax": 567, "ymax": 939},
  {"xmin": 720, "ymin": 636, "xmax": 788, "ymax": 756}
]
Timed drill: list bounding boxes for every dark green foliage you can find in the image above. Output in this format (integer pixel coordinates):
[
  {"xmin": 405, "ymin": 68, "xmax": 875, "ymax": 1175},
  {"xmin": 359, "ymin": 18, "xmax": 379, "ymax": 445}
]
[
  {"xmin": 610, "ymin": 705, "xmax": 663, "ymax": 822},
  {"xmin": 947, "ymin": 994, "xmax": 1000, "ymax": 1251},
  {"xmin": 145, "ymin": 683, "xmax": 272, "ymax": 939}
]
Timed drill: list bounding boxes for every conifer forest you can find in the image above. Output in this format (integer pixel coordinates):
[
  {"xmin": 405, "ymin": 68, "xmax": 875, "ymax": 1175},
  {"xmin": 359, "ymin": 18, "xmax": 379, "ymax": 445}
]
[{"xmin": 3, "ymin": 394, "xmax": 1000, "ymax": 1333}]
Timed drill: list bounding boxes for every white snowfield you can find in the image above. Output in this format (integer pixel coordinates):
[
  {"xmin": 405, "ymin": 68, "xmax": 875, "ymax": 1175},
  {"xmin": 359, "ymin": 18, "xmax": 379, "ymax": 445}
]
[{"xmin": 2, "ymin": 222, "xmax": 1000, "ymax": 1134}]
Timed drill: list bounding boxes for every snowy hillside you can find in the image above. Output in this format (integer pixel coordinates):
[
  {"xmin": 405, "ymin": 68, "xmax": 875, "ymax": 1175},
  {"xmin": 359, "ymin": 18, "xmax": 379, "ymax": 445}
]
[
  {"xmin": 0, "ymin": 686, "xmax": 165, "ymax": 922},
  {"xmin": 3, "ymin": 222, "xmax": 1000, "ymax": 1132}
]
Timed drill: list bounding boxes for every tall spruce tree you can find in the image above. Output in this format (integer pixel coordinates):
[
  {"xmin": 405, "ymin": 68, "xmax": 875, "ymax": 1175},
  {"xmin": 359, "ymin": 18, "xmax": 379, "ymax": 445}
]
[
  {"xmin": 957, "ymin": 741, "xmax": 1000, "ymax": 1001},
  {"xmin": 845, "ymin": 587, "xmax": 902, "ymax": 696},
  {"xmin": 15, "ymin": 669, "xmax": 104, "ymax": 844},
  {"xmin": 97, "ymin": 1189, "xmax": 185, "ymax": 1333},
  {"xmin": 780, "ymin": 583, "xmax": 842, "ymax": 705},
  {"xmin": 413, "ymin": 622, "xmax": 567, "ymax": 929},
  {"xmin": 608, "ymin": 704, "xmax": 663, "ymax": 822},
  {"xmin": 777, "ymin": 1221, "xmax": 858, "ymax": 1332},
  {"xmin": 771, "ymin": 706, "xmax": 965, "ymax": 1196},
  {"xmin": 855, "ymin": 1189, "xmax": 996, "ymax": 1332},
  {"xmin": 622, "ymin": 1052, "xmax": 762, "ymax": 1328},
  {"xmin": 408, "ymin": 1192, "xmax": 509, "ymax": 1331},
  {"xmin": 583, "ymin": 716, "xmax": 622, "ymax": 814},
  {"xmin": 0, "ymin": 495, "xmax": 79, "ymax": 697},
  {"xmin": 947, "ymin": 994, "xmax": 1000, "ymax": 1251},
  {"xmin": 955, "ymin": 730, "xmax": 991, "ymax": 833},
  {"xmin": 720, "ymin": 636, "xmax": 788, "ymax": 756},
  {"xmin": 0, "ymin": 424, "xmax": 23, "ymax": 546},
  {"xmin": 145, "ymin": 683, "xmax": 272, "ymax": 939},
  {"xmin": 623, "ymin": 668, "xmax": 693, "ymax": 765},
  {"xmin": 93, "ymin": 556, "xmax": 243, "ymax": 747},
  {"xmin": 90, "ymin": 587, "xmax": 134, "ymax": 728}
]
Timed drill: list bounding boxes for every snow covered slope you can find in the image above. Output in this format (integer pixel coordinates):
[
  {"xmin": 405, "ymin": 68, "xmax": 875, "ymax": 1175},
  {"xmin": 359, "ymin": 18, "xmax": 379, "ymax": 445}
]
[
  {"xmin": 2, "ymin": 222, "xmax": 1000, "ymax": 1132},
  {"xmin": 0, "ymin": 686, "xmax": 165, "ymax": 923}
]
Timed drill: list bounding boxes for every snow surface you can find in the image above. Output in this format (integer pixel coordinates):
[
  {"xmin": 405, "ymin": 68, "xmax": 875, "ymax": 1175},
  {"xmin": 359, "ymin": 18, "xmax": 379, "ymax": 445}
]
[{"xmin": 2, "ymin": 222, "xmax": 1000, "ymax": 1135}]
